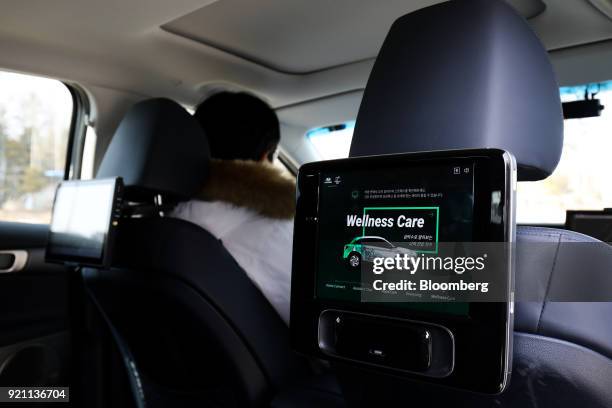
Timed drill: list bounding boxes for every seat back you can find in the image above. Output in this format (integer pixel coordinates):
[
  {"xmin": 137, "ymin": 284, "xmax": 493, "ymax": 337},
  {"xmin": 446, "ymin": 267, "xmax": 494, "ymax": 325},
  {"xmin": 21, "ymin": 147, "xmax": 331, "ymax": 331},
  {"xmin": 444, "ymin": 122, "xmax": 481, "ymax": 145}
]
[
  {"xmin": 85, "ymin": 98, "xmax": 310, "ymax": 407},
  {"xmin": 336, "ymin": 226, "xmax": 612, "ymax": 407},
  {"xmin": 340, "ymin": 0, "xmax": 612, "ymax": 406}
]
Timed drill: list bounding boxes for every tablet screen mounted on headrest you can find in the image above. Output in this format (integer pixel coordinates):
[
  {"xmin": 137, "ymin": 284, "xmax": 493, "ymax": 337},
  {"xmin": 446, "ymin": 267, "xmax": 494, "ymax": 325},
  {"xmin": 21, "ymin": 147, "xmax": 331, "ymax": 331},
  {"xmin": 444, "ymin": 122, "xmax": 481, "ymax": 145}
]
[
  {"xmin": 291, "ymin": 149, "xmax": 516, "ymax": 394},
  {"xmin": 316, "ymin": 158, "xmax": 476, "ymax": 316},
  {"xmin": 46, "ymin": 178, "xmax": 123, "ymax": 268}
]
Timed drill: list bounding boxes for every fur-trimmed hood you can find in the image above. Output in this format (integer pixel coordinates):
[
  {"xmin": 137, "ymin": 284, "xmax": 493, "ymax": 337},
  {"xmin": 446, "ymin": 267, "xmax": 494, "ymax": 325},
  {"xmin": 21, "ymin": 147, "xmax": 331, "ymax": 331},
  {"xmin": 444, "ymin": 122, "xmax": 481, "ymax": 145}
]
[{"xmin": 197, "ymin": 159, "xmax": 296, "ymax": 220}]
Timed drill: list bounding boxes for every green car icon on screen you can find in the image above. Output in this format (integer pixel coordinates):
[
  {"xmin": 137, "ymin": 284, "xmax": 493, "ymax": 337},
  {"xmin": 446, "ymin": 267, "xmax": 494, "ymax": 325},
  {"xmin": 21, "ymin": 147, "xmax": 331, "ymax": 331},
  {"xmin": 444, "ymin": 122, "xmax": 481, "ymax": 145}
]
[{"xmin": 342, "ymin": 236, "xmax": 416, "ymax": 269}]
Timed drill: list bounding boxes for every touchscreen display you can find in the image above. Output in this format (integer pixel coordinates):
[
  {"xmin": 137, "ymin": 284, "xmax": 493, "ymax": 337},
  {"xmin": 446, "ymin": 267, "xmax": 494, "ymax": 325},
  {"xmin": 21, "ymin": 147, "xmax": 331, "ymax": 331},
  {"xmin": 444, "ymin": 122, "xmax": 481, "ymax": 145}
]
[
  {"xmin": 293, "ymin": 150, "xmax": 514, "ymax": 393},
  {"xmin": 316, "ymin": 160, "xmax": 475, "ymax": 315},
  {"xmin": 47, "ymin": 179, "xmax": 117, "ymax": 263}
]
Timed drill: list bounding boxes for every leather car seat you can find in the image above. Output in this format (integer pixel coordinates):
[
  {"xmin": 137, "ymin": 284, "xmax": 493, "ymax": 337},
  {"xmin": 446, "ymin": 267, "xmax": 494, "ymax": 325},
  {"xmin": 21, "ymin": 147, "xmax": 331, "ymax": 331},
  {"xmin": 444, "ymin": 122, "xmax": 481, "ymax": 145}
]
[
  {"xmin": 332, "ymin": 0, "xmax": 612, "ymax": 407},
  {"xmin": 82, "ymin": 98, "xmax": 312, "ymax": 407}
]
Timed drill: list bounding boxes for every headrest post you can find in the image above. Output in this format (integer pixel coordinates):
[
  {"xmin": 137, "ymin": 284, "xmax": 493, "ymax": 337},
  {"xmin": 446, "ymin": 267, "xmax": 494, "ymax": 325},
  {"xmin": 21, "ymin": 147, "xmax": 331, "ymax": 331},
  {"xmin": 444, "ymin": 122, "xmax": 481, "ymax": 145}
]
[{"xmin": 154, "ymin": 194, "xmax": 165, "ymax": 217}]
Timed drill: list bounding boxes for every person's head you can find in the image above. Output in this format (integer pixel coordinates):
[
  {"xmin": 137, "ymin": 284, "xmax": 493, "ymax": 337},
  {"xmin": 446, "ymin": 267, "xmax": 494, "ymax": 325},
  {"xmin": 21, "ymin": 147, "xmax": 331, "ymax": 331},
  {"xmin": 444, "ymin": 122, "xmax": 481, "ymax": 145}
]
[{"xmin": 194, "ymin": 91, "xmax": 280, "ymax": 162}]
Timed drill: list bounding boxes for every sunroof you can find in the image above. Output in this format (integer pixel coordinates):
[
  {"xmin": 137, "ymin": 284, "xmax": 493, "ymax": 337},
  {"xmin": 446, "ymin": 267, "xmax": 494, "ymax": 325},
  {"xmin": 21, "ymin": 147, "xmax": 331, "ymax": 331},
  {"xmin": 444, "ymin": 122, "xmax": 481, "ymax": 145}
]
[{"xmin": 162, "ymin": 0, "xmax": 441, "ymax": 74}]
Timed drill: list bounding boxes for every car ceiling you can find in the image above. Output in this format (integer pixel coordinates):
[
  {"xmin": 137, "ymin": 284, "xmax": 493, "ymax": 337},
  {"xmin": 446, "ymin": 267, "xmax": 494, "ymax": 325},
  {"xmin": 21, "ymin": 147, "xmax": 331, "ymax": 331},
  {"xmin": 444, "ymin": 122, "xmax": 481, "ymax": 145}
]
[
  {"xmin": 1, "ymin": 0, "xmax": 612, "ymax": 164},
  {"xmin": 1, "ymin": 0, "xmax": 612, "ymax": 105}
]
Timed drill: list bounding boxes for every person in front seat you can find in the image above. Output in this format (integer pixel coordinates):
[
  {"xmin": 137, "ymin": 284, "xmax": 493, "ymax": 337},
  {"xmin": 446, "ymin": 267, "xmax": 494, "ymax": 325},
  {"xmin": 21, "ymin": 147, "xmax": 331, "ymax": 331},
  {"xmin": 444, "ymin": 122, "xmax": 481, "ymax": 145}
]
[{"xmin": 171, "ymin": 91, "xmax": 295, "ymax": 324}]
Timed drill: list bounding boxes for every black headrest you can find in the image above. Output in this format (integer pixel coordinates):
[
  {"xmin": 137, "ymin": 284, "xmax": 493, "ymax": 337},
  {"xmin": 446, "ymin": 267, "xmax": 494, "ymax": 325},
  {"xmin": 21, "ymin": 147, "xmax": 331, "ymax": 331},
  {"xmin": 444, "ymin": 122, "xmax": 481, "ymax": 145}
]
[
  {"xmin": 97, "ymin": 98, "xmax": 210, "ymax": 200},
  {"xmin": 350, "ymin": 0, "xmax": 563, "ymax": 181}
]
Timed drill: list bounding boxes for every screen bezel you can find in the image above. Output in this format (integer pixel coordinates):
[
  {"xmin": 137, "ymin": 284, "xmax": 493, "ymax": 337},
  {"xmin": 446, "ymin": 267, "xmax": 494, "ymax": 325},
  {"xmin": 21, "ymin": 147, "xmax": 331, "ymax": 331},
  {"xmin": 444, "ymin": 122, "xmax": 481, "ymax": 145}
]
[
  {"xmin": 45, "ymin": 177, "xmax": 122, "ymax": 268},
  {"xmin": 291, "ymin": 148, "xmax": 515, "ymax": 394}
]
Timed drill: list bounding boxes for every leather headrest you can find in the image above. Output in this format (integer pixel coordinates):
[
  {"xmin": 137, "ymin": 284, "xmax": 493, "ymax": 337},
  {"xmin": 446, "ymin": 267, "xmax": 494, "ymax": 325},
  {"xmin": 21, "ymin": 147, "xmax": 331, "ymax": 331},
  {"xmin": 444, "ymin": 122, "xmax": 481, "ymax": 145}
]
[
  {"xmin": 350, "ymin": 0, "xmax": 563, "ymax": 181},
  {"xmin": 97, "ymin": 98, "xmax": 210, "ymax": 200}
]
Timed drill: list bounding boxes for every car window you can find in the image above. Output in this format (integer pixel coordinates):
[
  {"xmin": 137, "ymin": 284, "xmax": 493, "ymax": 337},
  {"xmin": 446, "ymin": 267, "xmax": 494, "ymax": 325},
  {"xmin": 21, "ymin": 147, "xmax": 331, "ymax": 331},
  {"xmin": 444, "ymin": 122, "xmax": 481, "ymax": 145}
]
[
  {"xmin": 306, "ymin": 83, "xmax": 612, "ymax": 224},
  {"xmin": 0, "ymin": 71, "xmax": 74, "ymax": 224},
  {"xmin": 517, "ymin": 81, "xmax": 612, "ymax": 224},
  {"xmin": 363, "ymin": 237, "xmax": 392, "ymax": 247},
  {"xmin": 375, "ymin": 238, "xmax": 394, "ymax": 249},
  {"xmin": 307, "ymin": 121, "xmax": 354, "ymax": 160}
]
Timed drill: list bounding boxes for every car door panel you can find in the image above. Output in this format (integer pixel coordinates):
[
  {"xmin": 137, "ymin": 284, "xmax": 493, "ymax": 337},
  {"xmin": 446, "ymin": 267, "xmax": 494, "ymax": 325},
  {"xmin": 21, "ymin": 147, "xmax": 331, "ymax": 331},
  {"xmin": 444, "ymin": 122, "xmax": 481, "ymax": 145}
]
[{"xmin": 0, "ymin": 221, "xmax": 70, "ymax": 387}]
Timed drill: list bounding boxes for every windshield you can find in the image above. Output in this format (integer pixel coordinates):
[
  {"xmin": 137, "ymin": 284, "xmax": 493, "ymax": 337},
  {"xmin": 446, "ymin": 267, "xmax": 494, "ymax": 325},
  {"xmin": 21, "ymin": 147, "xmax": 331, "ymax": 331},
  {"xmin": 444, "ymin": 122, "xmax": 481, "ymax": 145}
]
[
  {"xmin": 307, "ymin": 121, "xmax": 354, "ymax": 160},
  {"xmin": 306, "ymin": 82, "xmax": 612, "ymax": 224}
]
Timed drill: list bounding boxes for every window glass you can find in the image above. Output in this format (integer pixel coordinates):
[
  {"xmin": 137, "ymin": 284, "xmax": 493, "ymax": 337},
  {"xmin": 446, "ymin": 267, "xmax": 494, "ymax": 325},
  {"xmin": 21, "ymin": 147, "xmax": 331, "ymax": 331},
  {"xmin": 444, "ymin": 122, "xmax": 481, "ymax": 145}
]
[
  {"xmin": 307, "ymin": 121, "xmax": 354, "ymax": 160},
  {"xmin": 517, "ymin": 81, "xmax": 612, "ymax": 224},
  {"xmin": 0, "ymin": 71, "xmax": 73, "ymax": 224},
  {"xmin": 305, "ymin": 83, "xmax": 612, "ymax": 224}
]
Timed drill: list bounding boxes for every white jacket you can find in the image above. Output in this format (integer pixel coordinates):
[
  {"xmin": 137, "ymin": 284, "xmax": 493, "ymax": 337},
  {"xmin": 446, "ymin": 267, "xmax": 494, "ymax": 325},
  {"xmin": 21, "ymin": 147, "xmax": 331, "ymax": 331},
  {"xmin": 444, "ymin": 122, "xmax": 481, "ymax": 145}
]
[{"xmin": 171, "ymin": 159, "xmax": 296, "ymax": 324}]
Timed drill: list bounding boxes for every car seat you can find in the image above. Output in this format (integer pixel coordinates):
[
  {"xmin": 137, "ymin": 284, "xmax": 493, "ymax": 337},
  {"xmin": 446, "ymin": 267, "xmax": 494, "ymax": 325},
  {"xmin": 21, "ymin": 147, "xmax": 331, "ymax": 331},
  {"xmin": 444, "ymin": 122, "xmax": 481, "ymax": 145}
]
[
  {"xmin": 82, "ymin": 98, "xmax": 313, "ymax": 407},
  {"xmin": 331, "ymin": 0, "xmax": 612, "ymax": 406}
]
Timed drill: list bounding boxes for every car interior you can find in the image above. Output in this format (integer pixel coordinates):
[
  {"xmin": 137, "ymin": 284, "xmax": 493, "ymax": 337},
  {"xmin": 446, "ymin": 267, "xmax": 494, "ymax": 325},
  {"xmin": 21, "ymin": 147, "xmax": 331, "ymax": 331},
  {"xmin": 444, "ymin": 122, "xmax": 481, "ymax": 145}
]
[{"xmin": 0, "ymin": 0, "xmax": 611, "ymax": 407}]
